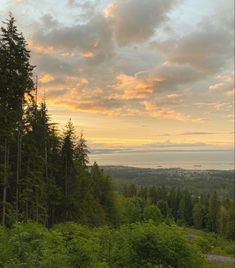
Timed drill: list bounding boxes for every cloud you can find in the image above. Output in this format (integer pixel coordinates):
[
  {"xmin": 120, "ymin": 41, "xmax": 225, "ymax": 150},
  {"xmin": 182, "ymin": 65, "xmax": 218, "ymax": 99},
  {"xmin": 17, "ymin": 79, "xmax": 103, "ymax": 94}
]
[
  {"xmin": 151, "ymin": 0, "xmax": 234, "ymax": 75},
  {"xmin": 89, "ymin": 141, "xmax": 214, "ymax": 154},
  {"xmin": 2, "ymin": 0, "xmax": 232, "ymax": 129},
  {"xmin": 167, "ymin": 94, "xmax": 181, "ymax": 99},
  {"xmin": 141, "ymin": 141, "xmax": 209, "ymax": 149},
  {"xmin": 56, "ymin": 99, "xmax": 122, "ymax": 115},
  {"xmin": 39, "ymin": 73, "xmax": 55, "ymax": 84},
  {"xmin": 157, "ymin": 132, "xmax": 216, "ymax": 137},
  {"xmin": 32, "ymin": 52, "xmax": 76, "ymax": 78},
  {"xmin": 149, "ymin": 63, "xmax": 205, "ymax": 90},
  {"xmin": 33, "ymin": 14, "xmax": 113, "ymax": 62},
  {"xmin": 178, "ymin": 132, "xmax": 215, "ymax": 136},
  {"xmin": 225, "ymin": 89, "xmax": 235, "ymax": 97},
  {"xmin": 153, "ymin": 27, "xmax": 233, "ymax": 73},
  {"xmin": 35, "ymin": 60, "xmax": 207, "ymax": 121},
  {"xmin": 193, "ymin": 102, "xmax": 232, "ymax": 112},
  {"xmin": 104, "ymin": 0, "xmax": 177, "ymax": 45},
  {"xmin": 108, "ymin": 63, "xmax": 205, "ymax": 102},
  {"xmin": 143, "ymin": 101, "xmax": 205, "ymax": 122},
  {"xmin": 39, "ymin": 14, "xmax": 59, "ymax": 30},
  {"xmin": 209, "ymin": 72, "xmax": 234, "ymax": 95},
  {"xmin": 109, "ymin": 73, "xmax": 156, "ymax": 100},
  {"xmin": 28, "ymin": 39, "xmax": 55, "ymax": 54}
]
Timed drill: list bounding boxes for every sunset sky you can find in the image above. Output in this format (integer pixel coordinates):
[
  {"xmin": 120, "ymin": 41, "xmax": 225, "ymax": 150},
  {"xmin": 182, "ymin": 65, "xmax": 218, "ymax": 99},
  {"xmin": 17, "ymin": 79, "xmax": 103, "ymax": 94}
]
[{"xmin": 1, "ymin": 0, "xmax": 234, "ymax": 153}]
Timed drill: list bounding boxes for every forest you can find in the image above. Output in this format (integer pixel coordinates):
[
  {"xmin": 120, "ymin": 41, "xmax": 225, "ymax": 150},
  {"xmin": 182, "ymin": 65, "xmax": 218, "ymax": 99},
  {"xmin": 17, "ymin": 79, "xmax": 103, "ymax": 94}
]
[
  {"xmin": 0, "ymin": 16, "xmax": 234, "ymax": 268},
  {"xmin": 104, "ymin": 166, "xmax": 234, "ymax": 197}
]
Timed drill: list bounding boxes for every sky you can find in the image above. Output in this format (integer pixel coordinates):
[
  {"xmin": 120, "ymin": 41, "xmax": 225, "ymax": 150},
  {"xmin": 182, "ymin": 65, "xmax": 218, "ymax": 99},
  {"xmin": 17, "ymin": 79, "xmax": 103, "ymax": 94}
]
[{"xmin": 0, "ymin": 0, "xmax": 234, "ymax": 154}]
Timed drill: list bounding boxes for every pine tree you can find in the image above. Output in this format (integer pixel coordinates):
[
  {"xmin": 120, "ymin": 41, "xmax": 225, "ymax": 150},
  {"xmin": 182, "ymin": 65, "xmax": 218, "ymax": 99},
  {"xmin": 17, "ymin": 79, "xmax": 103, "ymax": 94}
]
[
  {"xmin": 21, "ymin": 101, "xmax": 61, "ymax": 224},
  {"xmin": 206, "ymin": 192, "xmax": 220, "ymax": 232},
  {"xmin": 0, "ymin": 14, "xmax": 35, "ymax": 225},
  {"xmin": 91, "ymin": 163, "xmax": 118, "ymax": 225},
  {"xmin": 59, "ymin": 120, "xmax": 80, "ymax": 221},
  {"xmin": 74, "ymin": 132, "xmax": 89, "ymax": 168},
  {"xmin": 157, "ymin": 200, "xmax": 169, "ymax": 218},
  {"xmin": 192, "ymin": 203, "xmax": 204, "ymax": 229}
]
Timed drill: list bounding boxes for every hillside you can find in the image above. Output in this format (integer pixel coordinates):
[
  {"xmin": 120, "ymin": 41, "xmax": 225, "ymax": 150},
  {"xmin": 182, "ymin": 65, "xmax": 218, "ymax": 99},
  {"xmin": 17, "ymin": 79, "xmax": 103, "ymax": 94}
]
[{"xmin": 102, "ymin": 166, "xmax": 234, "ymax": 197}]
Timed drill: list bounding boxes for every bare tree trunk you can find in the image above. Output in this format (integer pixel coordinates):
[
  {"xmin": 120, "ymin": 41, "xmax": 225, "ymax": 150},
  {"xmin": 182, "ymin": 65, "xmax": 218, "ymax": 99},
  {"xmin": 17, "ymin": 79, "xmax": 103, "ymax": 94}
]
[
  {"xmin": 65, "ymin": 156, "xmax": 68, "ymax": 199},
  {"xmin": 26, "ymin": 201, "xmax": 28, "ymax": 221},
  {"xmin": 2, "ymin": 138, "xmax": 8, "ymax": 226},
  {"xmin": 108, "ymin": 230, "xmax": 112, "ymax": 268},
  {"xmin": 16, "ymin": 131, "xmax": 22, "ymax": 221},
  {"xmin": 45, "ymin": 141, "xmax": 48, "ymax": 180},
  {"xmin": 36, "ymin": 191, "xmax": 39, "ymax": 223}
]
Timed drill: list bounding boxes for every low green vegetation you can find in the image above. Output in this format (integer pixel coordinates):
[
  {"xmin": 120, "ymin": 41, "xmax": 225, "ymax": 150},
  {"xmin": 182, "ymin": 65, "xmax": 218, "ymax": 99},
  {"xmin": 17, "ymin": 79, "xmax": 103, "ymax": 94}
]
[
  {"xmin": 1, "ymin": 222, "xmax": 234, "ymax": 267},
  {"xmin": 0, "ymin": 221, "xmax": 203, "ymax": 267}
]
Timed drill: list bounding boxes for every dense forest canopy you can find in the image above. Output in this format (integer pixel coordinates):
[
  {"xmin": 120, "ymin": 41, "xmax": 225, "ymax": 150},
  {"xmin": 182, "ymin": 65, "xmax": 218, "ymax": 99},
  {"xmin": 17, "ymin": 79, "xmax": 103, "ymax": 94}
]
[
  {"xmin": 0, "ymin": 15, "xmax": 234, "ymax": 268},
  {"xmin": 104, "ymin": 166, "xmax": 234, "ymax": 197}
]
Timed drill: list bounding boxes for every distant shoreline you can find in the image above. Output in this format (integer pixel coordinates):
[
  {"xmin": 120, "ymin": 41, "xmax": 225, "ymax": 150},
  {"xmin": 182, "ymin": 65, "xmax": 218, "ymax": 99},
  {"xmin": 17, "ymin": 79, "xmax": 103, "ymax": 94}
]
[
  {"xmin": 90, "ymin": 149, "xmax": 234, "ymax": 171},
  {"xmin": 100, "ymin": 165, "xmax": 235, "ymax": 172}
]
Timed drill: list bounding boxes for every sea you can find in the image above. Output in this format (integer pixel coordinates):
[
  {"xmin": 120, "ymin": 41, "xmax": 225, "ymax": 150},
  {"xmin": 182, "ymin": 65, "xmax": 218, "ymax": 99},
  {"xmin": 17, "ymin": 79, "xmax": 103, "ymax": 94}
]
[{"xmin": 90, "ymin": 150, "xmax": 234, "ymax": 170}]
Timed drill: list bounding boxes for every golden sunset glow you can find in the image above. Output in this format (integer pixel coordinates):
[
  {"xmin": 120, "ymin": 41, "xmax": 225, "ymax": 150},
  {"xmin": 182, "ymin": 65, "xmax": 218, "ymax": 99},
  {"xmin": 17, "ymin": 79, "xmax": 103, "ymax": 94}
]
[
  {"xmin": 39, "ymin": 74, "xmax": 55, "ymax": 84},
  {"xmin": 1, "ymin": 0, "xmax": 232, "ymax": 159},
  {"xmin": 1, "ymin": 2, "xmax": 234, "ymax": 264}
]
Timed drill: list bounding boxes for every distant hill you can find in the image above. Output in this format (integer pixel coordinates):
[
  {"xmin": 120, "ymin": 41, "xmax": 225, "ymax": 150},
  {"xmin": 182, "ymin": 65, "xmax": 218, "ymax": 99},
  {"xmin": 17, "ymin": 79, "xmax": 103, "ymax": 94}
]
[{"xmin": 102, "ymin": 166, "xmax": 234, "ymax": 197}]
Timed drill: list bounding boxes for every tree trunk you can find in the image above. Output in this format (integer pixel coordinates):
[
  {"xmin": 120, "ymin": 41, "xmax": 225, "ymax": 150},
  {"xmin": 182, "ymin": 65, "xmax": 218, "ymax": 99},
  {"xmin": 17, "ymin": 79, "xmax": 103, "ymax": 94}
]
[
  {"xmin": 16, "ymin": 131, "xmax": 22, "ymax": 220},
  {"xmin": 2, "ymin": 138, "xmax": 8, "ymax": 226},
  {"xmin": 45, "ymin": 141, "xmax": 48, "ymax": 180}
]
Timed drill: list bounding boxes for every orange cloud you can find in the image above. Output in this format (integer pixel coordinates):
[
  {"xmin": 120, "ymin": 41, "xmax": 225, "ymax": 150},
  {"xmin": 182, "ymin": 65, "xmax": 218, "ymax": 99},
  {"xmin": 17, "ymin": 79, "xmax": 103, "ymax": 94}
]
[
  {"xmin": 81, "ymin": 51, "xmax": 95, "ymax": 58},
  {"xmin": 49, "ymin": 99, "xmax": 122, "ymax": 116},
  {"xmin": 111, "ymin": 73, "xmax": 156, "ymax": 100},
  {"xmin": 209, "ymin": 83, "xmax": 225, "ymax": 92},
  {"xmin": 28, "ymin": 39, "xmax": 54, "ymax": 54},
  {"xmin": 225, "ymin": 88, "xmax": 235, "ymax": 96},
  {"xmin": 39, "ymin": 74, "xmax": 55, "ymax": 83},
  {"xmin": 65, "ymin": 76, "xmax": 89, "ymax": 85},
  {"xmin": 167, "ymin": 94, "xmax": 181, "ymax": 99},
  {"xmin": 103, "ymin": 3, "xmax": 116, "ymax": 17},
  {"xmin": 144, "ymin": 101, "xmax": 204, "ymax": 122}
]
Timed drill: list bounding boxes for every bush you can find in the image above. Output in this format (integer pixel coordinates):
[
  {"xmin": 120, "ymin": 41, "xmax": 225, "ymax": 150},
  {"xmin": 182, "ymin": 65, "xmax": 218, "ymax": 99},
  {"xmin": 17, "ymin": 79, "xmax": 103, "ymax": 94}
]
[
  {"xmin": 0, "ymin": 221, "xmax": 204, "ymax": 268},
  {"xmin": 98, "ymin": 222, "xmax": 203, "ymax": 268},
  {"xmin": 143, "ymin": 205, "xmax": 163, "ymax": 225}
]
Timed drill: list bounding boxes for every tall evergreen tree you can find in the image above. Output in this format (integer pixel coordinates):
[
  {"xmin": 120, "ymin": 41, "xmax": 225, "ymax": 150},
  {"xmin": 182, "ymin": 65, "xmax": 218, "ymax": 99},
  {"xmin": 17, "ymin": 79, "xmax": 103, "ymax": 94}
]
[
  {"xmin": 0, "ymin": 15, "xmax": 35, "ymax": 225},
  {"xmin": 74, "ymin": 133, "xmax": 89, "ymax": 168}
]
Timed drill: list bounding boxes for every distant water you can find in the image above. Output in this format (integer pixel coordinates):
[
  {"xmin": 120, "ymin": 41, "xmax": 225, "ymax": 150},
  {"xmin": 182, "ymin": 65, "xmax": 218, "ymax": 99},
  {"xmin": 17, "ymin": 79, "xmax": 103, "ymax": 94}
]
[{"xmin": 90, "ymin": 150, "xmax": 234, "ymax": 170}]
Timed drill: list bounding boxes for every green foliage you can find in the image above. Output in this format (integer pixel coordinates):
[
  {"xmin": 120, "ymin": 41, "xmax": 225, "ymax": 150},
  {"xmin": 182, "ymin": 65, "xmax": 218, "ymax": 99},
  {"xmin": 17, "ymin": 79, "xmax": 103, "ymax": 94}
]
[
  {"xmin": 51, "ymin": 223, "xmax": 102, "ymax": 267},
  {"xmin": 143, "ymin": 205, "xmax": 163, "ymax": 224},
  {"xmin": 187, "ymin": 228, "xmax": 235, "ymax": 257},
  {"xmin": 123, "ymin": 197, "xmax": 144, "ymax": 223},
  {"xmin": 0, "ymin": 222, "xmax": 207, "ymax": 267},
  {"xmin": 0, "ymin": 226, "xmax": 12, "ymax": 265},
  {"xmin": 99, "ymin": 222, "xmax": 203, "ymax": 268},
  {"xmin": 119, "ymin": 184, "xmax": 235, "ymax": 241},
  {"xmin": 4, "ymin": 222, "xmax": 48, "ymax": 267},
  {"xmin": 157, "ymin": 200, "xmax": 169, "ymax": 218}
]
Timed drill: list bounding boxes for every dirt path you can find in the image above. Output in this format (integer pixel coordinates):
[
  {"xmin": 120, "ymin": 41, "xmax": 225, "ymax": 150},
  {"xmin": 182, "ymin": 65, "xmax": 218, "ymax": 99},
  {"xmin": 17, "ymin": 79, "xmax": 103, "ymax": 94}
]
[{"xmin": 206, "ymin": 254, "xmax": 235, "ymax": 264}]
